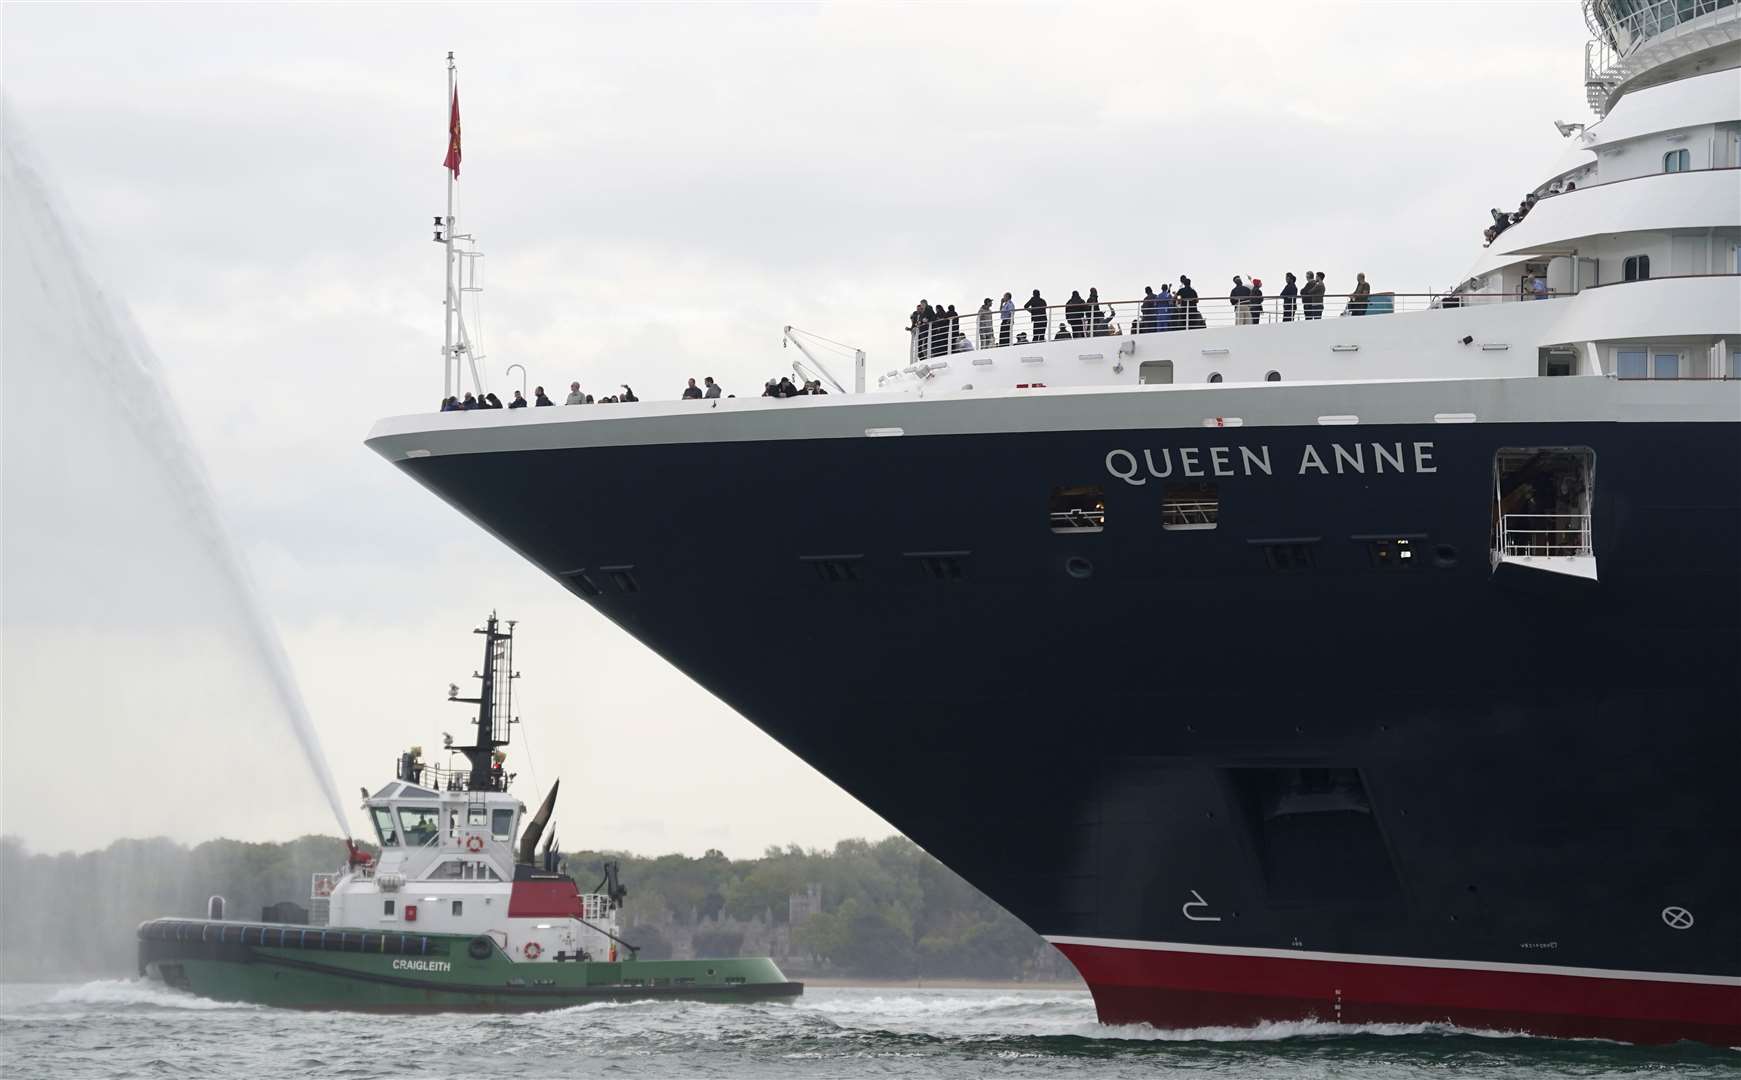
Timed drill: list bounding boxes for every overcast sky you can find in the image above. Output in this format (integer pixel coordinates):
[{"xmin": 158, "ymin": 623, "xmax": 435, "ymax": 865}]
[{"xmin": 1, "ymin": 2, "xmax": 1592, "ymax": 857}]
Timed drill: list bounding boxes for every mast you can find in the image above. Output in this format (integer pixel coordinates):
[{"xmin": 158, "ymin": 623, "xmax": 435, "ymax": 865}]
[
  {"xmin": 447, "ymin": 612, "xmax": 516, "ymax": 790},
  {"xmin": 442, "ymin": 51, "xmax": 457, "ymax": 400}
]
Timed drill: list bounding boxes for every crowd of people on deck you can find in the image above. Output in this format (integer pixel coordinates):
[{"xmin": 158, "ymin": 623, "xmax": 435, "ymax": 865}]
[
  {"xmin": 761, "ymin": 376, "xmax": 828, "ymax": 398},
  {"xmin": 441, "ymin": 372, "xmax": 843, "ymax": 412},
  {"xmin": 1483, "ymin": 180, "xmax": 1574, "ymax": 247},
  {"xmin": 908, "ymin": 271, "xmax": 1377, "ymax": 357}
]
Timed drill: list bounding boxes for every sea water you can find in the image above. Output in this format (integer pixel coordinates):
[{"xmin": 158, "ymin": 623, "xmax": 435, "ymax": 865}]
[{"xmin": 0, "ymin": 980, "xmax": 1732, "ymax": 1079}]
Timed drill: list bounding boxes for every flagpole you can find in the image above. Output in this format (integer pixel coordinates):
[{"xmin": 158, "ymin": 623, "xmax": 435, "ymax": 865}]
[{"xmin": 443, "ymin": 51, "xmax": 457, "ymax": 401}]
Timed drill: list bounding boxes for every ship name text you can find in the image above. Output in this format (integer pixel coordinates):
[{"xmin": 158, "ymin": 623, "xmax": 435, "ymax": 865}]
[
  {"xmin": 392, "ymin": 958, "xmax": 453, "ymax": 973},
  {"xmin": 1105, "ymin": 442, "xmax": 1437, "ymax": 486}
]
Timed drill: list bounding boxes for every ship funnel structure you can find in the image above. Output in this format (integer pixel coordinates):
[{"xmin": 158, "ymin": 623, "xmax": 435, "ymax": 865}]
[{"xmin": 517, "ymin": 779, "xmax": 559, "ymax": 865}]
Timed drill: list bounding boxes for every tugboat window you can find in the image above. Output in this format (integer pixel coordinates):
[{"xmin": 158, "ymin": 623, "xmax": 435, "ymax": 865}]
[
  {"xmin": 1623, "ymin": 255, "xmax": 1650, "ymax": 281},
  {"xmin": 492, "ymin": 808, "xmax": 515, "ymax": 841},
  {"xmin": 1049, "ymin": 484, "xmax": 1105, "ymax": 533},
  {"xmin": 398, "ymin": 806, "xmax": 441, "ymax": 848},
  {"xmin": 1663, "ymin": 148, "xmax": 1689, "ymax": 173},
  {"xmin": 371, "ymin": 806, "xmax": 400, "ymax": 846},
  {"xmin": 383, "ymin": 900, "xmax": 395, "ymax": 916},
  {"xmin": 467, "ymin": 806, "xmax": 487, "ymax": 827}
]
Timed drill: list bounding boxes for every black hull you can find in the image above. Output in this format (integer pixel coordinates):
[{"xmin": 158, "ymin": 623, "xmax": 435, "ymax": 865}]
[{"xmin": 386, "ymin": 414, "xmax": 1741, "ymax": 1041}]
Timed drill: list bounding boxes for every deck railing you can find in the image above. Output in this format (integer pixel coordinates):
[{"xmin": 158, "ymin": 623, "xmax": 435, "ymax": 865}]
[
  {"xmin": 908, "ymin": 290, "xmax": 1561, "ymax": 363},
  {"xmin": 1499, "ymin": 513, "xmax": 1594, "ymax": 559},
  {"xmin": 1584, "ymin": 0, "xmax": 1739, "ymax": 111}
]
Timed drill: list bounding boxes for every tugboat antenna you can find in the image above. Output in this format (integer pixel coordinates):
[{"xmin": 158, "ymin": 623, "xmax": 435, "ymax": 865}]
[{"xmin": 447, "ymin": 611, "xmax": 515, "ymax": 790}]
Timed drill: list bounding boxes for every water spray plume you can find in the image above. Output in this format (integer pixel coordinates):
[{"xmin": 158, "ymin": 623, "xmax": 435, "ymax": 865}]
[{"xmin": 1, "ymin": 106, "xmax": 352, "ymax": 840}]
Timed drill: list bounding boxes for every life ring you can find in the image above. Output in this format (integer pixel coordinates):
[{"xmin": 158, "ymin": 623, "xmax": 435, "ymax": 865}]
[
  {"xmin": 522, "ymin": 941, "xmax": 542, "ymax": 960},
  {"xmin": 466, "ymin": 835, "xmax": 485, "ymax": 853}
]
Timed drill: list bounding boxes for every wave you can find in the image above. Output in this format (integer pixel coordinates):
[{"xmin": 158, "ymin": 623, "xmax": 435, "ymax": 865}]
[{"xmin": 45, "ymin": 978, "xmax": 259, "ymax": 1012}]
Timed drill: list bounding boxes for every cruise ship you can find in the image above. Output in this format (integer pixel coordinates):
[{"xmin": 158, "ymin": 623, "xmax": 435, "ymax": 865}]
[{"xmin": 369, "ymin": 1, "xmax": 1741, "ymax": 1044}]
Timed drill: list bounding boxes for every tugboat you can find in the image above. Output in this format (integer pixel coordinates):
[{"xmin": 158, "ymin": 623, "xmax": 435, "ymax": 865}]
[{"xmin": 137, "ymin": 614, "xmax": 802, "ymax": 1010}]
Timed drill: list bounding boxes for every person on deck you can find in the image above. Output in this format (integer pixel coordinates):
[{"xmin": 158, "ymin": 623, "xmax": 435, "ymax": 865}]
[
  {"xmin": 999, "ymin": 292, "xmax": 1015, "ymax": 346},
  {"xmin": 509, "ymin": 390, "xmax": 528, "ymax": 408},
  {"xmin": 977, "ymin": 298, "xmax": 995, "ymax": 349},
  {"xmin": 1025, "ymin": 290, "xmax": 1049, "ymax": 342},
  {"xmin": 682, "ymin": 378, "xmax": 703, "ymax": 399},
  {"xmin": 1156, "ymin": 283, "xmax": 1175, "ymax": 331},
  {"xmin": 703, "ymin": 376, "xmax": 722, "ymax": 399},
  {"xmin": 461, "ymin": 392, "xmax": 479, "ymax": 410},
  {"xmin": 1176, "ymin": 276, "xmax": 1203, "ymax": 329},
  {"xmin": 1230, "ymin": 277, "xmax": 1252, "ymax": 325},
  {"xmin": 1139, "ymin": 287, "xmax": 1158, "ymax": 333},
  {"xmin": 1346, "ymin": 273, "xmax": 1372, "ymax": 316},
  {"xmin": 1065, "ymin": 291, "xmax": 1087, "ymax": 337},
  {"xmin": 483, "ymin": 392, "xmax": 504, "ymax": 409},
  {"xmin": 619, "ymin": 384, "xmax": 639, "ymax": 402},
  {"xmin": 1250, "ymin": 279, "xmax": 1265, "ymax": 324},
  {"xmin": 1280, "ymin": 273, "xmax": 1299, "ymax": 322},
  {"xmin": 1304, "ymin": 272, "xmax": 1326, "ymax": 320},
  {"xmin": 565, "ymin": 382, "xmax": 585, "ymax": 405},
  {"xmin": 534, "ymin": 386, "xmax": 554, "ymax": 406}
]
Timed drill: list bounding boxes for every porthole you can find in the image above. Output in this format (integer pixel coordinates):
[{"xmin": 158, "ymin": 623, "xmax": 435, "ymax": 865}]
[
  {"xmin": 1208, "ymin": 372, "xmax": 1224, "ymax": 383},
  {"xmin": 1265, "ymin": 370, "xmax": 1281, "ymax": 382},
  {"xmin": 1065, "ymin": 556, "xmax": 1094, "ymax": 580}
]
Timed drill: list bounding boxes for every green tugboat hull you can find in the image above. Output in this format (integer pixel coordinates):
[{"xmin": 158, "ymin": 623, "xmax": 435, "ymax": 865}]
[{"xmin": 138, "ymin": 920, "xmax": 802, "ymax": 1011}]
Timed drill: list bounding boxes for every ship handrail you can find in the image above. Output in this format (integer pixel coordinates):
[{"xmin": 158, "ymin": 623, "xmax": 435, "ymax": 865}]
[
  {"xmin": 907, "ymin": 290, "xmax": 1566, "ymax": 362},
  {"xmin": 1584, "ymin": 0, "xmax": 1740, "ymax": 111},
  {"xmin": 1499, "ymin": 512, "xmax": 1594, "ymax": 558}
]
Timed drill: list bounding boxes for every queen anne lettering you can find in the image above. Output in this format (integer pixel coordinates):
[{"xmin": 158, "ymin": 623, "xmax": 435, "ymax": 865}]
[{"xmin": 1107, "ymin": 443, "xmax": 1437, "ymax": 485}]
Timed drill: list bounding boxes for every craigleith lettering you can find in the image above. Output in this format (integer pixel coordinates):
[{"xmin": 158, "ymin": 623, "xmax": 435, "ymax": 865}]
[
  {"xmin": 392, "ymin": 958, "xmax": 453, "ymax": 973},
  {"xmin": 1106, "ymin": 442, "xmax": 1437, "ymax": 486}
]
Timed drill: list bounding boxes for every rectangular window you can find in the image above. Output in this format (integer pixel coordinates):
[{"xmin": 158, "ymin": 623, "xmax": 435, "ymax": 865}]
[
  {"xmin": 1049, "ymin": 485, "xmax": 1105, "ymax": 533},
  {"xmin": 383, "ymin": 900, "xmax": 396, "ymax": 916},
  {"xmin": 397, "ymin": 806, "xmax": 441, "ymax": 847},
  {"xmin": 1623, "ymin": 255, "xmax": 1651, "ymax": 282},
  {"xmin": 1652, "ymin": 352, "xmax": 1681, "ymax": 379},
  {"xmin": 1663, "ymin": 148, "xmax": 1689, "ymax": 172},
  {"xmin": 1616, "ymin": 349, "xmax": 1648, "ymax": 379},
  {"xmin": 492, "ymin": 808, "xmax": 514, "ymax": 841},
  {"xmin": 1494, "ymin": 447, "xmax": 1595, "ymax": 559},
  {"xmin": 429, "ymin": 860, "xmax": 466, "ymax": 880},
  {"xmin": 451, "ymin": 900, "xmax": 464, "ymax": 917},
  {"xmin": 1161, "ymin": 483, "xmax": 1218, "ymax": 530},
  {"xmin": 371, "ymin": 806, "xmax": 400, "ymax": 847},
  {"xmin": 467, "ymin": 806, "xmax": 487, "ymax": 826}
]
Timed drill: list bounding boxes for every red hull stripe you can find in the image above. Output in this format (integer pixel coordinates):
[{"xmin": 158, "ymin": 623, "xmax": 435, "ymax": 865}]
[{"xmin": 1049, "ymin": 937, "xmax": 1741, "ymax": 1046}]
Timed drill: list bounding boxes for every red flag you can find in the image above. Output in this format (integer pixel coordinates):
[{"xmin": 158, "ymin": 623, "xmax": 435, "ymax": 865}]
[{"xmin": 443, "ymin": 87, "xmax": 462, "ymax": 178}]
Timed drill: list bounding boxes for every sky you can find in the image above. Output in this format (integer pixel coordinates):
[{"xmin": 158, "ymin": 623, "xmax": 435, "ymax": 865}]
[{"xmin": 0, "ymin": 2, "xmax": 1594, "ymax": 857}]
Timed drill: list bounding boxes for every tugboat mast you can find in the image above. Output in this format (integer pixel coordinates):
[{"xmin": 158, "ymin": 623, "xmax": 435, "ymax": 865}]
[{"xmin": 448, "ymin": 612, "xmax": 515, "ymax": 791}]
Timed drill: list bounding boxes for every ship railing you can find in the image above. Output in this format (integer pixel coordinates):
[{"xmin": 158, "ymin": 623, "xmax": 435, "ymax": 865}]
[
  {"xmin": 1048, "ymin": 507, "xmax": 1105, "ymax": 531},
  {"xmin": 1584, "ymin": 0, "xmax": 1739, "ymax": 103},
  {"xmin": 1499, "ymin": 513, "xmax": 1594, "ymax": 558},
  {"xmin": 1161, "ymin": 500, "xmax": 1220, "ymax": 529},
  {"xmin": 580, "ymin": 893, "xmax": 615, "ymax": 921},
  {"xmin": 907, "ymin": 290, "xmax": 1561, "ymax": 363}
]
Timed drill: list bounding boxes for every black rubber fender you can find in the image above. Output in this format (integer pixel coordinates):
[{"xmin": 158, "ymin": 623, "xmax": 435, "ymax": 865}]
[{"xmin": 467, "ymin": 936, "xmax": 494, "ymax": 961}]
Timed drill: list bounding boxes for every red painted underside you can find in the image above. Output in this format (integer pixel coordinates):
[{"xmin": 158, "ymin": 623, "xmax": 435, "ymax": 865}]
[
  {"xmin": 507, "ymin": 879, "xmax": 581, "ymax": 918},
  {"xmin": 1053, "ymin": 941, "xmax": 1741, "ymax": 1046}
]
